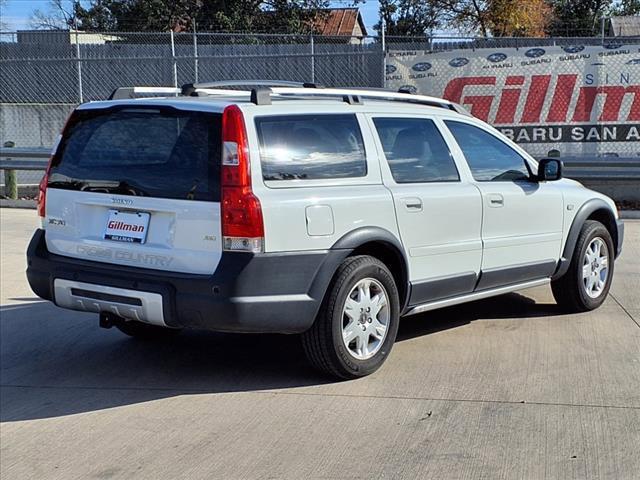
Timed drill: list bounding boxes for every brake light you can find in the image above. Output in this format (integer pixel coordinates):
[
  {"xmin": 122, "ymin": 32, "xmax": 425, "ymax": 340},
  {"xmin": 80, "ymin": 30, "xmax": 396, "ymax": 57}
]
[
  {"xmin": 221, "ymin": 105, "xmax": 264, "ymax": 253},
  {"xmin": 39, "ymin": 111, "xmax": 74, "ymax": 219},
  {"xmin": 37, "ymin": 136, "xmax": 59, "ymax": 218},
  {"xmin": 36, "ymin": 163, "xmax": 50, "ymax": 218}
]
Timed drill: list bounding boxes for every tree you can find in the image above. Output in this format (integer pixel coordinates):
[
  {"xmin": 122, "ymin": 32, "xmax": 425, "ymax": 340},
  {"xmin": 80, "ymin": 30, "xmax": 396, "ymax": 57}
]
[
  {"xmin": 31, "ymin": 0, "xmax": 332, "ymax": 33},
  {"xmin": 423, "ymin": 0, "xmax": 552, "ymax": 38},
  {"xmin": 609, "ymin": 0, "xmax": 640, "ymax": 15},
  {"xmin": 376, "ymin": 0, "xmax": 440, "ymax": 37},
  {"xmin": 31, "ymin": 0, "xmax": 81, "ymax": 30},
  {"xmin": 209, "ymin": 0, "xmax": 332, "ymax": 33},
  {"xmin": 74, "ymin": 0, "xmax": 203, "ymax": 32},
  {"xmin": 486, "ymin": 0, "xmax": 552, "ymax": 37},
  {"xmin": 434, "ymin": 0, "xmax": 492, "ymax": 37},
  {"xmin": 547, "ymin": 0, "xmax": 612, "ymax": 36}
]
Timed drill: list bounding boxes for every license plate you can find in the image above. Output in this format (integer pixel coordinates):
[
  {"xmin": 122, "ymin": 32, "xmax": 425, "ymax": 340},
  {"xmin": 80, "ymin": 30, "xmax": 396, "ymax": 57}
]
[{"xmin": 104, "ymin": 210, "xmax": 150, "ymax": 244}]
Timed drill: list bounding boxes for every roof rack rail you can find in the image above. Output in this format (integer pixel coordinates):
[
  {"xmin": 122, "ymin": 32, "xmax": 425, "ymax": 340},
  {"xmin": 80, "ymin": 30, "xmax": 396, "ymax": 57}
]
[
  {"xmin": 393, "ymin": 86, "xmax": 469, "ymax": 115},
  {"xmin": 266, "ymin": 87, "xmax": 465, "ymax": 113},
  {"xmin": 106, "ymin": 82, "xmax": 469, "ymax": 115},
  {"xmin": 109, "ymin": 86, "xmax": 180, "ymax": 100}
]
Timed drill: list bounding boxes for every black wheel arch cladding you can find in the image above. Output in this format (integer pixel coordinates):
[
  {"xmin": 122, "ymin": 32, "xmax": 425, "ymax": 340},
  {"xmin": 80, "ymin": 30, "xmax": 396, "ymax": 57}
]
[
  {"xmin": 553, "ymin": 198, "xmax": 620, "ymax": 280},
  {"xmin": 331, "ymin": 226, "xmax": 410, "ymax": 311}
]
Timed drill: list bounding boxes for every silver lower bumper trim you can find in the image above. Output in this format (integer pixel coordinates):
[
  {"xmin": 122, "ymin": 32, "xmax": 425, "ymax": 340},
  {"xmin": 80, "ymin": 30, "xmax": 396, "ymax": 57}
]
[{"xmin": 53, "ymin": 279, "xmax": 166, "ymax": 326}]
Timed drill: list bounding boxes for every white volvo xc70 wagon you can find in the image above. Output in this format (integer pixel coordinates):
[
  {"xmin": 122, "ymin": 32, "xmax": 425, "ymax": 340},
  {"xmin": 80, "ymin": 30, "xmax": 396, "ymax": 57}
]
[{"xmin": 27, "ymin": 81, "xmax": 624, "ymax": 379}]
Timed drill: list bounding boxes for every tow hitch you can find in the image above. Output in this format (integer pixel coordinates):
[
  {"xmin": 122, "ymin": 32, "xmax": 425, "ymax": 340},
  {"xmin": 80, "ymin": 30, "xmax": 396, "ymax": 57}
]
[{"xmin": 99, "ymin": 312, "xmax": 123, "ymax": 329}]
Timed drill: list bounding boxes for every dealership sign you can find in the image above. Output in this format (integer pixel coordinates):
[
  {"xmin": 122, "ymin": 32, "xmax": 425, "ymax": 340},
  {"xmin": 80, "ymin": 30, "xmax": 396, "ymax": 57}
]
[{"xmin": 386, "ymin": 44, "xmax": 640, "ymax": 157}]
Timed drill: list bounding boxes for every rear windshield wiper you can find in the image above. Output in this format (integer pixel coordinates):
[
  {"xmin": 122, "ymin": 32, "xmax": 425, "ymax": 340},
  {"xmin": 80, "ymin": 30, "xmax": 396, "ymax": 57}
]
[
  {"xmin": 48, "ymin": 177, "xmax": 149, "ymax": 196},
  {"xmin": 47, "ymin": 179, "xmax": 84, "ymax": 190}
]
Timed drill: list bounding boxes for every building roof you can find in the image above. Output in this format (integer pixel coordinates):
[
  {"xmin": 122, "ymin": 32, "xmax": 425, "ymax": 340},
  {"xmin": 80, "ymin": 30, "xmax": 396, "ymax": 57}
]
[
  {"xmin": 314, "ymin": 8, "xmax": 367, "ymax": 37},
  {"xmin": 608, "ymin": 16, "xmax": 640, "ymax": 37}
]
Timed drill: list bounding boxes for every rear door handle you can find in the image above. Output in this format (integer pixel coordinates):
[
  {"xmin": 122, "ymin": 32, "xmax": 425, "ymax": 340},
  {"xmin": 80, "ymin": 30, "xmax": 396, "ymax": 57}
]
[
  {"xmin": 402, "ymin": 197, "xmax": 423, "ymax": 211},
  {"xmin": 488, "ymin": 194, "xmax": 504, "ymax": 208}
]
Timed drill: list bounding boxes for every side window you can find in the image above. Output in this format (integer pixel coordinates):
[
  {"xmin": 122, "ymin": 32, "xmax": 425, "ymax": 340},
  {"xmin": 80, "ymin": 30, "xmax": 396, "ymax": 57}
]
[
  {"xmin": 255, "ymin": 114, "xmax": 366, "ymax": 181},
  {"xmin": 372, "ymin": 117, "xmax": 459, "ymax": 183},
  {"xmin": 445, "ymin": 121, "xmax": 531, "ymax": 182}
]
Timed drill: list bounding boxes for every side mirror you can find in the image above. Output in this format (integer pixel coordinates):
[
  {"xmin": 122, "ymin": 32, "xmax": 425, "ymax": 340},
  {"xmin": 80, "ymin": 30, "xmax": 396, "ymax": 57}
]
[{"xmin": 538, "ymin": 158, "xmax": 563, "ymax": 181}]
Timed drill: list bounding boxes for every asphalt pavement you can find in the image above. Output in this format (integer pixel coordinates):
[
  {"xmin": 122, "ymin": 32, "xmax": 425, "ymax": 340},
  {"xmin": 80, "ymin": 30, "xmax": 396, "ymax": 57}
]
[{"xmin": 1, "ymin": 208, "xmax": 639, "ymax": 479}]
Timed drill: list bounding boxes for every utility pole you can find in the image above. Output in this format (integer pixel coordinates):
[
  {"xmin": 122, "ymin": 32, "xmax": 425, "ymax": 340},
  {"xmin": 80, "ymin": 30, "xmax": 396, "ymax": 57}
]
[
  {"xmin": 73, "ymin": 1, "xmax": 83, "ymax": 103},
  {"xmin": 193, "ymin": 18, "xmax": 199, "ymax": 84},
  {"xmin": 381, "ymin": 19, "xmax": 386, "ymax": 89},
  {"xmin": 170, "ymin": 30, "xmax": 178, "ymax": 88}
]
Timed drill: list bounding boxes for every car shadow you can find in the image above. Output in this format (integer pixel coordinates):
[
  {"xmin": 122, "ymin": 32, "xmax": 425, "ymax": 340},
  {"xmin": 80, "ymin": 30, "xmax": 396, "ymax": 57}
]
[
  {"xmin": 396, "ymin": 291, "xmax": 562, "ymax": 341},
  {"xmin": 1, "ymin": 291, "xmax": 562, "ymax": 422}
]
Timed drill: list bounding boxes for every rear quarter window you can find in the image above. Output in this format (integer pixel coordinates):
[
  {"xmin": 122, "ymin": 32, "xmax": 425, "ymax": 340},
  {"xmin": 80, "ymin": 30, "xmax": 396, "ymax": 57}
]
[{"xmin": 255, "ymin": 114, "xmax": 367, "ymax": 181}]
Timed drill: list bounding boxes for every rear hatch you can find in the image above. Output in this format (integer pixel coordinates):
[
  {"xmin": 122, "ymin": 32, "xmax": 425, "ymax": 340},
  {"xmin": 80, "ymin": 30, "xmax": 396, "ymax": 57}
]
[{"xmin": 44, "ymin": 104, "xmax": 223, "ymax": 275}]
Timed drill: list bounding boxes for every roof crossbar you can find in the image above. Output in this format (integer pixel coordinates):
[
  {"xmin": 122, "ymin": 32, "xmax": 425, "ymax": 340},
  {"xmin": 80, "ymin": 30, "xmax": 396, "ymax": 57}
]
[
  {"xmin": 342, "ymin": 94, "xmax": 363, "ymax": 105},
  {"xmin": 182, "ymin": 80, "xmax": 322, "ymax": 95},
  {"xmin": 250, "ymin": 87, "xmax": 272, "ymax": 105}
]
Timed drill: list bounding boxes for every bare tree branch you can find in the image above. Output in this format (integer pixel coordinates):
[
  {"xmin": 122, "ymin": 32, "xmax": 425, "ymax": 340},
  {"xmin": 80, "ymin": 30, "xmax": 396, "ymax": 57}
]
[{"xmin": 30, "ymin": 0, "xmax": 77, "ymax": 30}]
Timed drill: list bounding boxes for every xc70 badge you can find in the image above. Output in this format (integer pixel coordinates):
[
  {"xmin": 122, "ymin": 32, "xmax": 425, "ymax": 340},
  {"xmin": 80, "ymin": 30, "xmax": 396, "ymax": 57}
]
[{"xmin": 111, "ymin": 197, "xmax": 133, "ymax": 205}]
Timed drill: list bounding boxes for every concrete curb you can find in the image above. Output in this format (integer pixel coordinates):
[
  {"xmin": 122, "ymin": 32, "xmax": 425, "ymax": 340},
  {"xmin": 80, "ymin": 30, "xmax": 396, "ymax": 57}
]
[{"xmin": 620, "ymin": 210, "xmax": 640, "ymax": 220}]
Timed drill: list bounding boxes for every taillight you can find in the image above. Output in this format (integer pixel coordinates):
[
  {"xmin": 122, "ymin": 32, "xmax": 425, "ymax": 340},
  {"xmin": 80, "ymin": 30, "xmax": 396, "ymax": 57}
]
[
  {"xmin": 37, "ymin": 159, "xmax": 52, "ymax": 218},
  {"xmin": 221, "ymin": 105, "xmax": 264, "ymax": 253},
  {"xmin": 39, "ymin": 114, "xmax": 72, "ymax": 219}
]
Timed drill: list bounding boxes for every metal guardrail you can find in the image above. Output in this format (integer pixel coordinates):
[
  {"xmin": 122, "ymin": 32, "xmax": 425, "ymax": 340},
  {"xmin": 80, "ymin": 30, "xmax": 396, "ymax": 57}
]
[
  {"xmin": 2, "ymin": 147, "xmax": 639, "ymax": 178},
  {"xmin": 1, "ymin": 147, "xmax": 50, "ymax": 199},
  {"xmin": 0, "ymin": 160, "xmax": 48, "ymax": 170},
  {"xmin": 561, "ymin": 157, "xmax": 640, "ymax": 181},
  {"xmin": 1, "ymin": 147, "xmax": 639, "ymax": 201},
  {"xmin": 0, "ymin": 147, "xmax": 50, "ymax": 169}
]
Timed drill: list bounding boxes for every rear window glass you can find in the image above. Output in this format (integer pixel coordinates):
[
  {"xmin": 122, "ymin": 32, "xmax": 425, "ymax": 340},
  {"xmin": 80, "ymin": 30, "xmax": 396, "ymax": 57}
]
[
  {"xmin": 255, "ymin": 114, "xmax": 367, "ymax": 181},
  {"xmin": 49, "ymin": 107, "xmax": 221, "ymax": 201}
]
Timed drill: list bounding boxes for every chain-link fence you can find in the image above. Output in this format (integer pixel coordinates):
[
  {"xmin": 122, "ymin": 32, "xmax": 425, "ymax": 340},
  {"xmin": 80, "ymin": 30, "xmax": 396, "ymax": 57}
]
[
  {"xmin": 2, "ymin": 29, "xmax": 640, "ymax": 185},
  {"xmin": 0, "ymin": 30, "xmax": 382, "ymax": 171},
  {"xmin": 0, "ymin": 30, "xmax": 382, "ymax": 184},
  {"xmin": 0, "ymin": 31, "xmax": 383, "ymax": 102},
  {"xmin": 384, "ymin": 35, "xmax": 640, "ymax": 160}
]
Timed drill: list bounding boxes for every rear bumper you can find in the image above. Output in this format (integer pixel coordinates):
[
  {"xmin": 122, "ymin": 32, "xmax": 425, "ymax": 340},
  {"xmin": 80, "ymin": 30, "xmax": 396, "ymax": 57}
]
[{"xmin": 26, "ymin": 229, "xmax": 348, "ymax": 333}]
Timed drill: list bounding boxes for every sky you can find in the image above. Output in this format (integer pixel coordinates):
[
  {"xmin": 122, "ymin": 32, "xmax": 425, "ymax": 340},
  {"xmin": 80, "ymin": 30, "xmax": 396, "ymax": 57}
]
[{"xmin": 0, "ymin": 0, "xmax": 382, "ymax": 33}]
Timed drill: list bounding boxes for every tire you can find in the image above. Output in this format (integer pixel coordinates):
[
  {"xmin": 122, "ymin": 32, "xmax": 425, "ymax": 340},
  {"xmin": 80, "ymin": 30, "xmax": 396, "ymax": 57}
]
[
  {"xmin": 301, "ymin": 255, "xmax": 400, "ymax": 379},
  {"xmin": 115, "ymin": 320, "xmax": 181, "ymax": 340},
  {"xmin": 551, "ymin": 220, "xmax": 615, "ymax": 313}
]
